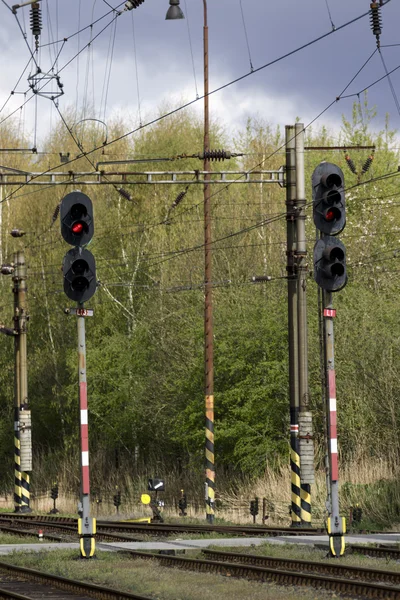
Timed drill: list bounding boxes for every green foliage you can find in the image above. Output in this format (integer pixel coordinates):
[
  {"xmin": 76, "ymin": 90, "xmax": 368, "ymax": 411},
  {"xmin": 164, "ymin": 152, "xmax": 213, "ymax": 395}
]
[{"xmin": 0, "ymin": 99, "xmax": 399, "ymax": 497}]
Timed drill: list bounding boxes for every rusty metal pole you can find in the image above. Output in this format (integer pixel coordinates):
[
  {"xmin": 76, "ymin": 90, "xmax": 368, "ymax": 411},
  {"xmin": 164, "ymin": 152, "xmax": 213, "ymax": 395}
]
[{"xmin": 203, "ymin": 0, "xmax": 215, "ymax": 524}]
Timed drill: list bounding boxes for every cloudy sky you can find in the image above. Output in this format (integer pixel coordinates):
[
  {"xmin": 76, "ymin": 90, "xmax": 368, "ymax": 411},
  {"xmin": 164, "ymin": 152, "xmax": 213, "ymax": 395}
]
[{"xmin": 0, "ymin": 0, "xmax": 399, "ymax": 149}]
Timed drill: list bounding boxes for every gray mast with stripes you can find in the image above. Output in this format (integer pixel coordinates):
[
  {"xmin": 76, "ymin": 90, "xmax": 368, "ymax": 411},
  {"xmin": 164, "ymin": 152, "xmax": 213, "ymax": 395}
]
[{"xmin": 285, "ymin": 126, "xmax": 301, "ymax": 526}]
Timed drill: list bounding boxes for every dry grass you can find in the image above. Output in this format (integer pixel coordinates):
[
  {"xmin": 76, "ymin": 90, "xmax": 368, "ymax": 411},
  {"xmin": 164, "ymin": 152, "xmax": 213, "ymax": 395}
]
[
  {"xmin": 0, "ymin": 549, "xmax": 339, "ymax": 600},
  {"xmin": 1, "ymin": 454, "xmax": 398, "ymax": 528}
]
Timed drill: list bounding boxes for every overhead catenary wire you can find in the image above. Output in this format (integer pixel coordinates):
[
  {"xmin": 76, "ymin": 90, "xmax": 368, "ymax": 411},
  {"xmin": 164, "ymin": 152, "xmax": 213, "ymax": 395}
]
[
  {"xmin": 1, "ymin": 0, "xmax": 397, "ymax": 264},
  {"xmin": 324, "ymin": 0, "xmax": 335, "ymax": 31},
  {"xmin": 131, "ymin": 11, "xmax": 142, "ymax": 126},
  {"xmin": 379, "ymin": 48, "xmax": 400, "ymax": 119},
  {"xmin": 0, "ymin": 0, "xmax": 393, "ymax": 214},
  {"xmin": 239, "ymin": 0, "xmax": 253, "ymax": 72},
  {"xmin": 183, "ymin": 0, "xmax": 199, "ymax": 99}
]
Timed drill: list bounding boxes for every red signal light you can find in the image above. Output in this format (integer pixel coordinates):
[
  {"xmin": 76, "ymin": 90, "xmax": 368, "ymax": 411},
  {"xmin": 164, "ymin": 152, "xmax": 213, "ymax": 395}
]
[
  {"xmin": 325, "ymin": 209, "xmax": 336, "ymax": 222},
  {"xmin": 72, "ymin": 222, "xmax": 84, "ymax": 234}
]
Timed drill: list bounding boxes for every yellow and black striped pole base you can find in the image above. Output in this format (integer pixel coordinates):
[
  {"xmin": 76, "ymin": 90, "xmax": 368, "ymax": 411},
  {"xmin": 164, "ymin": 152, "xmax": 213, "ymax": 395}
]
[
  {"xmin": 20, "ymin": 472, "xmax": 31, "ymax": 513},
  {"xmin": 14, "ymin": 433, "xmax": 21, "ymax": 512},
  {"xmin": 300, "ymin": 483, "xmax": 312, "ymax": 526},
  {"xmin": 78, "ymin": 518, "xmax": 96, "ymax": 558},
  {"xmin": 205, "ymin": 394, "xmax": 215, "ymax": 524},
  {"xmin": 327, "ymin": 516, "xmax": 346, "ymax": 556},
  {"xmin": 290, "ymin": 442, "xmax": 301, "ymax": 526}
]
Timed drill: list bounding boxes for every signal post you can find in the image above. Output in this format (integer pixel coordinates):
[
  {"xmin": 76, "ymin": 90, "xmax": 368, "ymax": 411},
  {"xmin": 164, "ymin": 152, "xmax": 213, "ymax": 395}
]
[
  {"xmin": 312, "ymin": 162, "xmax": 347, "ymax": 557},
  {"xmin": 60, "ymin": 191, "xmax": 97, "ymax": 559}
]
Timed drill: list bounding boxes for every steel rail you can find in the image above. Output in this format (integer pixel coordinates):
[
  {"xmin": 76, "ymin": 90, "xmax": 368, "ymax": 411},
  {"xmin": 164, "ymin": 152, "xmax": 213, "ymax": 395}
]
[
  {"xmin": 0, "ymin": 561, "xmax": 152, "ymax": 600},
  {"xmin": 0, "ymin": 514, "xmax": 324, "ymax": 537},
  {"xmin": 122, "ymin": 550, "xmax": 400, "ymax": 598},
  {"xmin": 203, "ymin": 549, "xmax": 400, "ymax": 584},
  {"xmin": 349, "ymin": 544, "xmax": 400, "ymax": 559}
]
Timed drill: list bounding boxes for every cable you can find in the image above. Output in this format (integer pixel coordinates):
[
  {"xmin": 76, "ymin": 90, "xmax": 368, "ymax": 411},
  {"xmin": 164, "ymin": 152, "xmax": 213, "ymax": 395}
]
[
  {"xmin": 183, "ymin": 0, "xmax": 199, "ymax": 99},
  {"xmin": 324, "ymin": 0, "xmax": 335, "ymax": 31},
  {"xmin": 0, "ymin": 55, "xmax": 34, "ymax": 116},
  {"xmin": 102, "ymin": 13, "xmax": 118, "ymax": 123},
  {"xmin": 13, "ymin": 10, "xmax": 39, "ymax": 69},
  {"xmin": 131, "ymin": 11, "xmax": 142, "ymax": 126},
  {"xmin": 2, "ymin": 1, "xmax": 392, "ymax": 207},
  {"xmin": 379, "ymin": 48, "xmax": 400, "ymax": 119},
  {"xmin": 0, "ymin": 0, "xmax": 395, "ymax": 254},
  {"xmin": 39, "ymin": 2, "xmax": 126, "ymax": 47},
  {"xmin": 239, "ymin": 0, "xmax": 253, "ymax": 72}
]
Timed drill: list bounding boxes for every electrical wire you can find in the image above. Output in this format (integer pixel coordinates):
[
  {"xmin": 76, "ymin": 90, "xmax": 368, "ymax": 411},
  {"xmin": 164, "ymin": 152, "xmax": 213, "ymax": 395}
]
[
  {"xmin": 39, "ymin": 1, "xmax": 126, "ymax": 47},
  {"xmin": 0, "ymin": 0, "xmax": 396, "ymax": 269},
  {"xmin": 239, "ymin": 0, "xmax": 253, "ymax": 71},
  {"xmin": 102, "ymin": 13, "xmax": 118, "ymax": 123},
  {"xmin": 0, "ymin": 0, "xmax": 392, "ymax": 214},
  {"xmin": 183, "ymin": 0, "xmax": 199, "ymax": 99},
  {"xmin": 131, "ymin": 11, "xmax": 142, "ymax": 126},
  {"xmin": 324, "ymin": 0, "xmax": 335, "ymax": 31},
  {"xmin": 379, "ymin": 48, "xmax": 400, "ymax": 119}
]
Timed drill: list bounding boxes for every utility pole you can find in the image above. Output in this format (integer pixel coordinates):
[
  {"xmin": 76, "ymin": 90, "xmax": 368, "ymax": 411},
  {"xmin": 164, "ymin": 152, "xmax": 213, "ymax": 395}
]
[
  {"xmin": 13, "ymin": 253, "xmax": 21, "ymax": 513},
  {"xmin": 312, "ymin": 162, "xmax": 347, "ymax": 556},
  {"xmin": 76, "ymin": 307, "xmax": 96, "ymax": 558},
  {"xmin": 285, "ymin": 126, "xmax": 301, "ymax": 527},
  {"xmin": 324, "ymin": 292, "xmax": 345, "ymax": 556},
  {"xmin": 60, "ymin": 191, "xmax": 96, "ymax": 558},
  {"xmin": 294, "ymin": 123, "xmax": 314, "ymax": 526},
  {"xmin": 203, "ymin": 0, "xmax": 215, "ymax": 525},
  {"xmin": 13, "ymin": 249, "xmax": 32, "ymax": 513}
]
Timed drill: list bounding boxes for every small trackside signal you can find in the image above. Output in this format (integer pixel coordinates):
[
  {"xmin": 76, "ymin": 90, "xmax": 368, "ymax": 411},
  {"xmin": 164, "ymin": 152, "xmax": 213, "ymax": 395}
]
[{"xmin": 312, "ymin": 162, "xmax": 346, "ymax": 236}]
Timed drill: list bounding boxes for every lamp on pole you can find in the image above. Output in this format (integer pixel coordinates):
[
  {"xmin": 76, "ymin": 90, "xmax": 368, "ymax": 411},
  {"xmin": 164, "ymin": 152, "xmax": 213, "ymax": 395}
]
[{"xmin": 166, "ymin": 0, "xmax": 215, "ymax": 523}]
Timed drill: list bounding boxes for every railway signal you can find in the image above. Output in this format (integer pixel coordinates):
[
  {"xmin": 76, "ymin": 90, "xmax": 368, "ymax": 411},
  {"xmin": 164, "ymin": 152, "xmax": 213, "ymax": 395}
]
[
  {"xmin": 60, "ymin": 191, "xmax": 96, "ymax": 559},
  {"xmin": 312, "ymin": 162, "xmax": 346, "ymax": 235},
  {"xmin": 60, "ymin": 191, "xmax": 94, "ymax": 247},
  {"xmin": 62, "ymin": 248, "xmax": 96, "ymax": 303},
  {"xmin": 313, "ymin": 237, "xmax": 347, "ymax": 293},
  {"xmin": 312, "ymin": 162, "xmax": 347, "ymax": 557}
]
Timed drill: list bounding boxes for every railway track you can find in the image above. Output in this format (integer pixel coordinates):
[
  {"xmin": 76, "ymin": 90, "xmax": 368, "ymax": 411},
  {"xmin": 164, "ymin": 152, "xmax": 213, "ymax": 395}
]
[
  {"xmin": 121, "ymin": 548, "xmax": 400, "ymax": 598},
  {"xmin": 349, "ymin": 544, "xmax": 400, "ymax": 559},
  {"xmin": 0, "ymin": 560, "xmax": 152, "ymax": 599},
  {"xmin": 0, "ymin": 514, "xmax": 324, "ymax": 538},
  {"xmin": 203, "ymin": 548, "xmax": 400, "ymax": 584}
]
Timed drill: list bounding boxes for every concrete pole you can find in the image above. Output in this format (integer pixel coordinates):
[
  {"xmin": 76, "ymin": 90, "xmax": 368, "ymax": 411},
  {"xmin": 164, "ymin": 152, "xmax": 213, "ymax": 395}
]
[
  {"xmin": 17, "ymin": 250, "xmax": 31, "ymax": 512},
  {"xmin": 295, "ymin": 123, "xmax": 314, "ymax": 526},
  {"xmin": 285, "ymin": 126, "xmax": 301, "ymax": 527},
  {"xmin": 77, "ymin": 310, "xmax": 95, "ymax": 558},
  {"xmin": 324, "ymin": 291, "xmax": 345, "ymax": 557},
  {"xmin": 12, "ymin": 252, "xmax": 21, "ymax": 512},
  {"xmin": 203, "ymin": 0, "xmax": 215, "ymax": 525}
]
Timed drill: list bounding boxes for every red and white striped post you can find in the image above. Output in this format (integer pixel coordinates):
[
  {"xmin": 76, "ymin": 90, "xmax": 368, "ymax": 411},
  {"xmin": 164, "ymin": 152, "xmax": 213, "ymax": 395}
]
[
  {"xmin": 77, "ymin": 310, "xmax": 96, "ymax": 558},
  {"xmin": 324, "ymin": 295, "xmax": 345, "ymax": 557}
]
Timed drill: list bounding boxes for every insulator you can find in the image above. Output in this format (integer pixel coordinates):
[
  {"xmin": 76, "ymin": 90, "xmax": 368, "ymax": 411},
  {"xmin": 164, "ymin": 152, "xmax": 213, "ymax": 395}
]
[
  {"xmin": 125, "ymin": 0, "xmax": 145, "ymax": 9},
  {"xmin": 1, "ymin": 264, "xmax": 14, "ymax": 275},
  {"xmin": 370, "ymin": 2, "xmax": 382, "ymax": 42},
  {"xmin": 362, "ymin": 154, "xmax": 374, "ymax": 174},
  {"xmin": 200, "ymin": 149, "xmax": 232, "ymax": 161},
  {"xmin": 172, "ymin": 190, "xmax": 187, "ymax": 208},
  {"xmin": 344, "ymin": 154, "xmax": 357, "ymax": 174},
  {"xmin": 51, "ymin": 203, "xmax": 60, "ymax": 224},
  {"xmin": 30, "ymin": 3, "xmax": 42, "ymax": 38},
  {"xmin": 11, "ymin": 229, "xmax": 25, "ymax": 238},
  {"xmin": 117, "ymin": 187, "xmax": 132, "ymax": 201}
]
